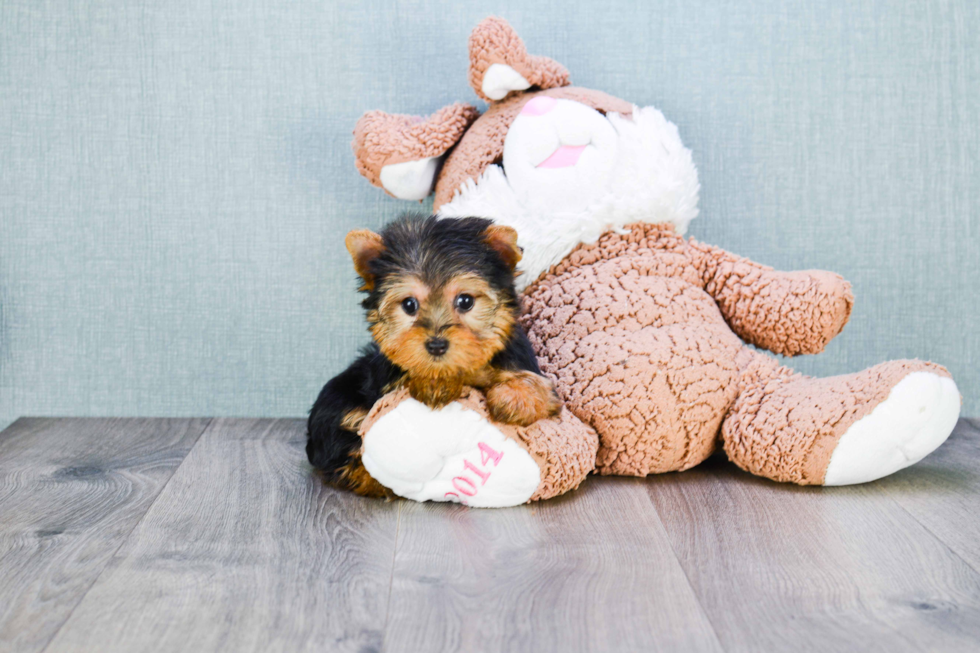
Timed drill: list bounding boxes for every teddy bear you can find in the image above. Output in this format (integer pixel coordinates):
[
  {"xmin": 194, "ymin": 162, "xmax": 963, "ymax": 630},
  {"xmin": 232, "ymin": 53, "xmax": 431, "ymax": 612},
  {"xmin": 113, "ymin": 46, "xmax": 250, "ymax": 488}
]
[{"xmin": 347, "ymin": 16, "xmax": 961, "ymax": 505}]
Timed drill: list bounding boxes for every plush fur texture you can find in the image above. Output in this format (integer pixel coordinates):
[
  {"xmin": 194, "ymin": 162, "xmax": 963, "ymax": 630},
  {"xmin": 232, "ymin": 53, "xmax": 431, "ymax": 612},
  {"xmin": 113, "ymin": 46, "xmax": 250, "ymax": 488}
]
[
  {"xmin": 341, "ymin": 16, "xmax": 961, "ymax": 502},
  {"xmin": 467, "ymin": 16, "xmax": 569, "ymax": 102},
  {"xmin": 352, "ymin": 103, "xmax": 479, "ymax": 198},
  {"xmin": 519, "ymin": 222, "xmax": 951, "ymax": 481},
  {"xmin": 306, "ymin": 214, "xmax": 559, "ymax": 495}
]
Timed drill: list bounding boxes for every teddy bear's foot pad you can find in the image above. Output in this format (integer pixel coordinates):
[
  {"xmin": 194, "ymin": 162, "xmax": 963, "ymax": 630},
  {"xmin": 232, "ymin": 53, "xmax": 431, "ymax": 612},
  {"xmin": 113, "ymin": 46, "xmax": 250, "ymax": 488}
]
[
  {"xmin": 361, "ymin": 398, "xmax": 541, "ymax": 507},
  {"xmin": 824, "ymin": 372, "xmax": 960, "ymax": 485}
]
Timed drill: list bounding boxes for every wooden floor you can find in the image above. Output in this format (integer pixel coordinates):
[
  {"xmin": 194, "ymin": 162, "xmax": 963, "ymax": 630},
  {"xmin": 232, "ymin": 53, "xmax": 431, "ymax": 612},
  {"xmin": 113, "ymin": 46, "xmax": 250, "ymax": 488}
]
[{"xmin": 1, "ymin": 418, "xmax": 979, "ymax": 653}]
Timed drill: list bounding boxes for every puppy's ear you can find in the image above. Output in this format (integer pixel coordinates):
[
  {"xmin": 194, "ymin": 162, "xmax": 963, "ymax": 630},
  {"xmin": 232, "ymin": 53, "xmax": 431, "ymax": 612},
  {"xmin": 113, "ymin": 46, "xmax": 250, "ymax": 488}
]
[
  {"xmin": 345, "ymin": 229, "xmax": 385, "ymax": 290},
  {"xmin": 483, "ymin": 224, "xmax": 522, "ymax": 272}
]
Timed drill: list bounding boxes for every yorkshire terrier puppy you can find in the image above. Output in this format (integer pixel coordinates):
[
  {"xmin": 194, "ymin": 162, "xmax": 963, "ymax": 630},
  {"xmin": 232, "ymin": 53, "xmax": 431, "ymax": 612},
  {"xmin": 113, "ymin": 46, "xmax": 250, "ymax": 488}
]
[{"xmin": 306, "ymin": 214, "xmax": 561, "ymax": 497}]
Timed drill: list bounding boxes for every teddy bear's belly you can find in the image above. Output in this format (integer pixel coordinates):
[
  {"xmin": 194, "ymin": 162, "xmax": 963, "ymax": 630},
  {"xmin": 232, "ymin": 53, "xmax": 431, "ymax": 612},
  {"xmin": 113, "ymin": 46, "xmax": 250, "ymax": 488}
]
[{"xmin": 524, "ymin": 271, "xmax": 745, "ymax": 476}]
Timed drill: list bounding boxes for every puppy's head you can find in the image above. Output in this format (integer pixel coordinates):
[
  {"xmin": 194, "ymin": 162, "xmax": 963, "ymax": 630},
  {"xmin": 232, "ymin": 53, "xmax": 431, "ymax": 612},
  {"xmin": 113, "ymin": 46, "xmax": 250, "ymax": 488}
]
[{"xmin": 346, "ymin": 214, "xmax": 522, "ymax": 380}]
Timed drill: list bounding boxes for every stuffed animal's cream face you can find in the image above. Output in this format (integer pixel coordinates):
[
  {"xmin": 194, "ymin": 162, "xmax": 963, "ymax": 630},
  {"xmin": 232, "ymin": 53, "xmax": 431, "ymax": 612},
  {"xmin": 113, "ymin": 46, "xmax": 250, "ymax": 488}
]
[
  {"xmin": 439, "ymin": 94, "xmax": 700, "ymax": 289},
  {"xmin": 502, "ymin": 97, "xmax": 619, "ymax": 212}
]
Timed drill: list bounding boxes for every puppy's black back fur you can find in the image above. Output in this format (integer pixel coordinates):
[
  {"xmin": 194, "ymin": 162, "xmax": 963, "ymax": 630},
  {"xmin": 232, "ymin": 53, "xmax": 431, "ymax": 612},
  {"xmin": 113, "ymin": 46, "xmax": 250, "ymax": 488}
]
[
  {"xmin": 305, "ymin": 343, "xmax": 400, "ymax": 476},
  {"xmin": 306, "ymin": 214, "xmax": 540, "ymax": 488}
]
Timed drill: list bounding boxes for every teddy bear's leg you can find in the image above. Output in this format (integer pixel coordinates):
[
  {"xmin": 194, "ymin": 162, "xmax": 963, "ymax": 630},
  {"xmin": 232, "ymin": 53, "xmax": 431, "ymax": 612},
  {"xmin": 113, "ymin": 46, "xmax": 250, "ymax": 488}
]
[
  {"xmin": 358, "ymin": 389, "xmax": 597, "ymax": 507},
  {"xmin": 549, "ymin": 324, "xmax": 744, "ymax": 477},
  {"xmin": 360, "ymin": 396, "xmax": 542, "ymax": 507},
  {"xmin": 722, "ymin": 349, "xmax": 961, "ymax": 485}
]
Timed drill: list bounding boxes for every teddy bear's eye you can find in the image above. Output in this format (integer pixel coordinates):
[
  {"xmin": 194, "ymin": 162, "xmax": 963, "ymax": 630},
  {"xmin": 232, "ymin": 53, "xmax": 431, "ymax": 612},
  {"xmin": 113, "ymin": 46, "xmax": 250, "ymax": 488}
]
[{"xmin": 401, "ymin": 297, "xmax": 419, "ymax": 316}]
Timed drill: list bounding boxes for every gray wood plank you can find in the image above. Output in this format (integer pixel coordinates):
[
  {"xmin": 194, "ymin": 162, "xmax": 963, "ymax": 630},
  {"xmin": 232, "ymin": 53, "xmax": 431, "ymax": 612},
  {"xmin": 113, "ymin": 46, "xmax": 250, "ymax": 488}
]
[
  {"xmin": 43, "ymin": 418, "xmax": 400, "ymax": 653},
  {"xmin": 384, "ymin": 477, "xmax": 723, "ymax": 653},
  {"xmin": 877, "ymin": 419, "xmax": 980, "ymax": 573},
  {"xmin": 0, "ymin": 418, "xmax": 209, "ymax": 653},
  {"xmin": 646, "ymin": 431, "xmax": 980, "ymax": 653}
]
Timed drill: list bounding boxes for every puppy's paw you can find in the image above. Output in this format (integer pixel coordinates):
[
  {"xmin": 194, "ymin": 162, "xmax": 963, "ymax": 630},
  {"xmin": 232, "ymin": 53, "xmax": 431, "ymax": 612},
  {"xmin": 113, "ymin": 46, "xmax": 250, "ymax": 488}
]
[{"xmin": 486, "ymin": 371, "xmax": 561, "ymax": 427}]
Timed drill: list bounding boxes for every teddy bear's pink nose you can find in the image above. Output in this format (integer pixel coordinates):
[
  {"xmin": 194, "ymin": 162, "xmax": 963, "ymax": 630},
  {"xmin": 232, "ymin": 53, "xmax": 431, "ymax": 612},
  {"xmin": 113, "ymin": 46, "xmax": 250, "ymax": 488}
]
[{"xmin": 520, "ymin": 96, "xmax": 557, "ymax": 117}]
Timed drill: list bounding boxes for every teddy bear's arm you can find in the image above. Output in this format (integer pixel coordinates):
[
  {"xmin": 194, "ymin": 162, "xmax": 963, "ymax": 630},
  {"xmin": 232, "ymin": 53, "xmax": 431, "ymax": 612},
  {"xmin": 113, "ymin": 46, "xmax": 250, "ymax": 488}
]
[{"xmin": 688, "ymin": 240, "xmax": 854, "ymax": 356}]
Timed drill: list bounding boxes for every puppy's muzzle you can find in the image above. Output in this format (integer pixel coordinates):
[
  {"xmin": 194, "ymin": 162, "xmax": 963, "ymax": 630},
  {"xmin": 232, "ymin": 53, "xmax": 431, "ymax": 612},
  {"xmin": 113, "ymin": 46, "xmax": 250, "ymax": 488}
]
[{"xmin": 425, "ymin": 337, "xmax": 449, "ymax": 357}]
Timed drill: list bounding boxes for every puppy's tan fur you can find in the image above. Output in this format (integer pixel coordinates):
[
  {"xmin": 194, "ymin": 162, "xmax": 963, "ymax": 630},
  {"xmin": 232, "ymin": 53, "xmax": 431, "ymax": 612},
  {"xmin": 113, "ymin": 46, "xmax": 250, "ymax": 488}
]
[{"xmin": 348, "ymin": 227, "xmax": 559, "ymax": 425}]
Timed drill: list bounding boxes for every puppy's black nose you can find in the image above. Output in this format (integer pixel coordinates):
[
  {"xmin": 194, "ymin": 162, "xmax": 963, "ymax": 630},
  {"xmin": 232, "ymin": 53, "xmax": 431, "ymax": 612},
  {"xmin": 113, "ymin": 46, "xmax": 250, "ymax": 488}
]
[{"xmin": 425, "ymin": 337, "xmax": 449, "ymax": 357}]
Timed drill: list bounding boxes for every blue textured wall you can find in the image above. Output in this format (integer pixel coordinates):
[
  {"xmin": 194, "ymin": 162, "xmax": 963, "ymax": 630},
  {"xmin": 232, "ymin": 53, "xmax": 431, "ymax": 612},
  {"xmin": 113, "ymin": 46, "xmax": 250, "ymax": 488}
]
[{"xmin": 1, "ymin": 0, "xmax": 978, "ymax": 429}]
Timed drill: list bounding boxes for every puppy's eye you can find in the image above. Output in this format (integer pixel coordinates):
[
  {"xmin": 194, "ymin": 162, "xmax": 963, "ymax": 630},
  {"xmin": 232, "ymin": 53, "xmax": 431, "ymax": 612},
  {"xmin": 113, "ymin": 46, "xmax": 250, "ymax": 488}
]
[
  {"xmin": 401, "ymin": 297, "xmax": 419, "ymax": 316},
  {"xmin": 454, "ymin": 293, "xmax": 475, "ymax": 313}
]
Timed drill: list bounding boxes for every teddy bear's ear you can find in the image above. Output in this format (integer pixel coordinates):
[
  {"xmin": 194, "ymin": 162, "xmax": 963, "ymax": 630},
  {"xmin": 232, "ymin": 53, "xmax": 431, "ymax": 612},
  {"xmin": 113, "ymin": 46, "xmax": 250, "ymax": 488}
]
[
  {"xmin": 352, "ymin": 103, "xmax": 480, "ymax": 201},
  {"xmin": 468, "ymin": 17, "xmax": 570, "ymax": 103}
]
